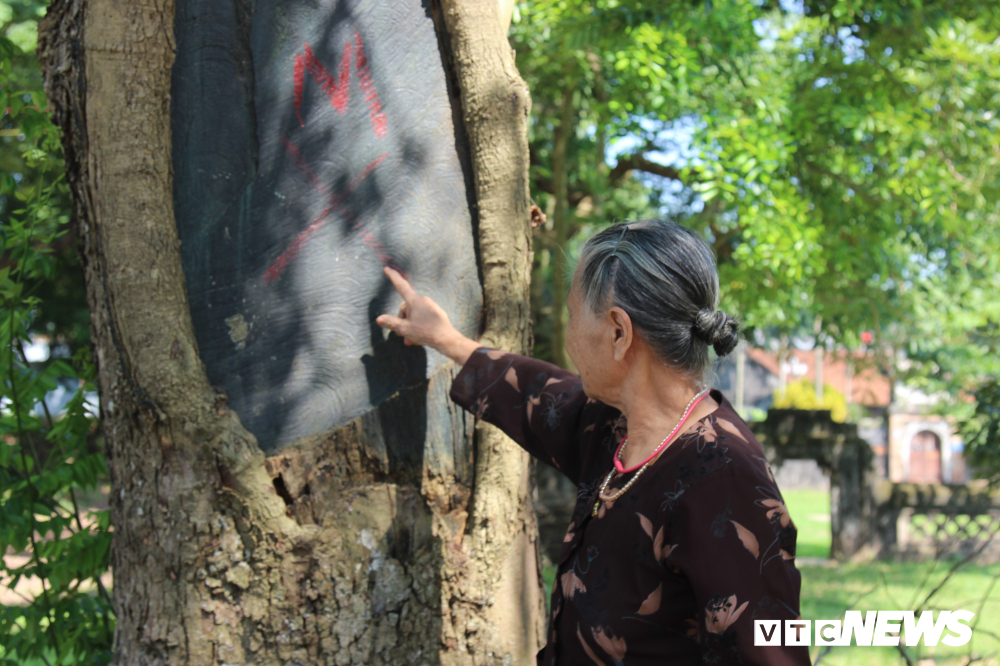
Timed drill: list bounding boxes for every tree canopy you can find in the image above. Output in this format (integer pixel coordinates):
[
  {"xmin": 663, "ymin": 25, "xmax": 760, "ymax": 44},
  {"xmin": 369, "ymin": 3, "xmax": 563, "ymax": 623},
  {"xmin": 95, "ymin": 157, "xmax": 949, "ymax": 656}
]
[{"xmin": 514, "ymin": 0, "xmax": 1000, "ymax": 477}]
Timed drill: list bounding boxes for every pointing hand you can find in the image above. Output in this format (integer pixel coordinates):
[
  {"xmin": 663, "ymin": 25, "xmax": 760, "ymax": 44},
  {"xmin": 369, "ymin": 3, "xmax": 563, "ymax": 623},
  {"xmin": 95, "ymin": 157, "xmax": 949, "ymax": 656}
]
[{"xmin": 374, "ymin": 266, "xmax": 482, "ymax": 365}]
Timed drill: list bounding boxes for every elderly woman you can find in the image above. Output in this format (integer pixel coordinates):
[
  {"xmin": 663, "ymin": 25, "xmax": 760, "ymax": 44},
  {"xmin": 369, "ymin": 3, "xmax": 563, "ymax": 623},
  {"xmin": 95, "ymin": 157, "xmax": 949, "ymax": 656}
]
[{"xmin": 376, "ymin": 220, "xmax": 810, "ymax": 666}]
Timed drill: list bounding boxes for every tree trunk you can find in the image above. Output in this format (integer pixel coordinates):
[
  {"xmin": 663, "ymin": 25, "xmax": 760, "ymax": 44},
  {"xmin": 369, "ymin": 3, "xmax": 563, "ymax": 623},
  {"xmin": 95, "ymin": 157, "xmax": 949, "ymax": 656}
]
[
  {"xmin": 39, "ymin": 0, "xmax": 543, "ymax": 664},
  {"xmin": 550, "ymin": 80, "xmax": 575, "ymax": 371}
]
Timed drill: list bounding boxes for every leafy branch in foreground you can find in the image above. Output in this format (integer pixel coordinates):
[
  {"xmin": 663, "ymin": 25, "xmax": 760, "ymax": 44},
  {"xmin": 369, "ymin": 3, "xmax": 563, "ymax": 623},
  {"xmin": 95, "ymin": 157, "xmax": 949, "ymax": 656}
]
[{"xmin": 0, "ymin": 4, "xmax": 112, "ymax": 662}]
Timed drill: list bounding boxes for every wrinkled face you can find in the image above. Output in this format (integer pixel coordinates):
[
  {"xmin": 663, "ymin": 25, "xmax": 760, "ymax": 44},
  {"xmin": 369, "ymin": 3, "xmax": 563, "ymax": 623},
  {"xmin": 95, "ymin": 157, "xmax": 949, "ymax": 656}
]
[{"xmin": 565, "ymin": 265, "xmax": 620, "ymax": 401}]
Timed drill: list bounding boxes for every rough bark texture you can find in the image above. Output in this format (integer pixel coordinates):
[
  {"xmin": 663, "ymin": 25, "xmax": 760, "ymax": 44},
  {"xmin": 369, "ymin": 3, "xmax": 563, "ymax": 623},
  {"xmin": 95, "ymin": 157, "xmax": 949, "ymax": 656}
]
[
  {"xmin": 436, "ymin": 0, "xmax": 544, "ymax": 660},
  {"xmin": 39, "ymin": 0, "xmax": 542, "ymax": 663}
]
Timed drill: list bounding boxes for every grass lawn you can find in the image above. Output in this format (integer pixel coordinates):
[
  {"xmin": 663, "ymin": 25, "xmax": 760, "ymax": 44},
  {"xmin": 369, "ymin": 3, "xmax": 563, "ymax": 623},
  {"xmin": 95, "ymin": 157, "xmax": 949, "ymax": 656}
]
[
  {"xmin": 787, "ymin": 489, "xmax": 999, "ymax": 665},
  {"xmin": 542, "ymin": 488, "xmax": 1000, "ymax": 665},
  {"xmin": 799, "ymin": 559, "xmax": 1000, "ymax": 665},
  {"xmin": 783, "ymin": 488, "xmax": 833, "ymax": 560}
]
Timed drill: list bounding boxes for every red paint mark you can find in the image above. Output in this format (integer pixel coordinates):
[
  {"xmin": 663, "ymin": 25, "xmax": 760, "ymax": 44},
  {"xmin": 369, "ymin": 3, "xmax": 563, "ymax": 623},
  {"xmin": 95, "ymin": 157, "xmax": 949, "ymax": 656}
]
[
  {"xmin": 261, "ymin": 203, "xmax": 335, "ymax": 283},
  {"xmin": 354, "ymin": 33, "xmax": 388, "ymax": 138},
  {"xmin": 293, "ymin": 53, "xmax": 305, "ymax": 127},
  {"xmin": 267, "ymin": 33, "xmax": 399, "ymax": 284},
  {"xmin": 262, "ymin": 146, "xmax": 400, "ymax": 283},
  {"xmin": 293, "ymin": 33, "xmax": 388, "ymax": 138},
  {"xmin": 348, "ymin": 152, "xmax": 386, "ymax": 190},
  {"xmin": 295, "ymin": 41, "xmax": 350, "ymax": 126}
]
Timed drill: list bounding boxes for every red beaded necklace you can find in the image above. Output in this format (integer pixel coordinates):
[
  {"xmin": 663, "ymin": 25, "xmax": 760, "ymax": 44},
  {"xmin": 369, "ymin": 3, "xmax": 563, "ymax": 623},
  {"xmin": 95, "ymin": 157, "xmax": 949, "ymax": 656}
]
[
  {"xmin": 614, "ymin": 387, "xmax": 712, "ymax": 473},
  {"xmin": 592, "ymin": 388, "xmax": 711, "ymax": 517}
]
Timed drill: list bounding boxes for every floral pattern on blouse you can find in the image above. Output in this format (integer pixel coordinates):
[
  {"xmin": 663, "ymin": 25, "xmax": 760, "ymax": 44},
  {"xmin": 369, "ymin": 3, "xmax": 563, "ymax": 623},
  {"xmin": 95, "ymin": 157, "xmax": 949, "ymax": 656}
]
[{"xmin": 450, "ymin": 348, "xmax": 812, "ymax": 666}]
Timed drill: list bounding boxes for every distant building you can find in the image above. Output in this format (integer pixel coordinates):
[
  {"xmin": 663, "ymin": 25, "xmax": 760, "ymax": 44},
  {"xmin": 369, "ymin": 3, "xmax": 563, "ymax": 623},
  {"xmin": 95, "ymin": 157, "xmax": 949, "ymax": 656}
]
[
  {"xmin": 714, "ymin": 345, "xmax": 970, "ymax": 483},
  {"xmin": 719, "ymin": 346, "xmax": 970, "ymax": 484},
  {"xmin": 887, "ymin": 386, "xmax": 970, "ymax": 484},
  {"xmin": 711, "ymin": 345, "xmax": 781, "ymax": 415}
]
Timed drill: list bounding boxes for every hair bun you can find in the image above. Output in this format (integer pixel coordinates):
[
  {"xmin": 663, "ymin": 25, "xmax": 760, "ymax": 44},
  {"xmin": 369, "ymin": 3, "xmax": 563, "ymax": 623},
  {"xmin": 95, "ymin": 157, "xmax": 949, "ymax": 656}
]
[{"xmin": 693, "ymin": 308, "xmax": 740, "ymax": 357}]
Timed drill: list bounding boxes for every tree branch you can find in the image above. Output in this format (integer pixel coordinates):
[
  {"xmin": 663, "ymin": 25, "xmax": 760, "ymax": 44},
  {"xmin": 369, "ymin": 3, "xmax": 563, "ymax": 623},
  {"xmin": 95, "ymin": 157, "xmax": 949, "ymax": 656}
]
[{"xmin": 609, "ymin": 154, "xmax": 683, "ymax": 183}]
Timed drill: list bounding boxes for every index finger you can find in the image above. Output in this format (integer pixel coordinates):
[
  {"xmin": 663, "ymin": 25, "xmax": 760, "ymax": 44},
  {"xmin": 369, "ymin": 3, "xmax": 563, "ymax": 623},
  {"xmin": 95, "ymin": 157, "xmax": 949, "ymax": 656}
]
[{"xmin": 383, "ymin": 266, "xmax": 418, "ymax": 302}]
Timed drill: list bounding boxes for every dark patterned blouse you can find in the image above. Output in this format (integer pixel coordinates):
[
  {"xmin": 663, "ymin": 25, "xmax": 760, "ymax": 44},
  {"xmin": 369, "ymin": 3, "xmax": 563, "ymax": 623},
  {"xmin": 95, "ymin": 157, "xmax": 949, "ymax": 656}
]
[{"xmin": 449, "ymin": 347, "xmax": 811, "ymax": 666}]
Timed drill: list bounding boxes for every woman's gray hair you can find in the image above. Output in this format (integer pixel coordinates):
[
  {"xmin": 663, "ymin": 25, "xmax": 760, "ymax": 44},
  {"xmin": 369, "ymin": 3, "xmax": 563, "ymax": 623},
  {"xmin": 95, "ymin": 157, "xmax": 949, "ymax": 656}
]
[{"xmin": 577, "ymin": 219, "xmax": 739, "ymax": 378}]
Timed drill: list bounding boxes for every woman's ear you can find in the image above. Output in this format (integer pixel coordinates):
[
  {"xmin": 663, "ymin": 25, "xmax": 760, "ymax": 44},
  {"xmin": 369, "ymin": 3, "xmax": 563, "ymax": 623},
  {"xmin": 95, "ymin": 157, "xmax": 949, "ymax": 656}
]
[{"xmin": 608, "ymin": 306, "xmax": 633, "ymax": 362}]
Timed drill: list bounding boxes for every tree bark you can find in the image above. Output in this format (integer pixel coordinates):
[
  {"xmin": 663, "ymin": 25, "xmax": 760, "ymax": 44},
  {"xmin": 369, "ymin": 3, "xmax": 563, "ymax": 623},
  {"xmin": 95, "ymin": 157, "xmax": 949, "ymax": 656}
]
[
  {"xmin": 39, "ymin": 0, "xmax": 543, "ymax": 664},
  {"xmin": 436, "ymin": 0, "xmax": 545, "ymax": 660}
]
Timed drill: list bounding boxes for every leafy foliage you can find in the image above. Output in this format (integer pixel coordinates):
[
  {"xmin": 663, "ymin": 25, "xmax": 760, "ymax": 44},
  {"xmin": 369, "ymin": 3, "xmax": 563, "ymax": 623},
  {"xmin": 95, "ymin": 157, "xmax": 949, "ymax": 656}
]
[
  {"xmin": 957, "ymin": 377, "xmax": 1000, "ymax": 484},
  {"xmin": 0, "ymin": 0, "xmax": 88, "ymax": 356},
  {"xmin": 0, "ymin": 1, "xmax": 113, "ymax": 663},
  {"xmin": 513, "ymin": 0, "xmax": 999, "ymax": 478}
]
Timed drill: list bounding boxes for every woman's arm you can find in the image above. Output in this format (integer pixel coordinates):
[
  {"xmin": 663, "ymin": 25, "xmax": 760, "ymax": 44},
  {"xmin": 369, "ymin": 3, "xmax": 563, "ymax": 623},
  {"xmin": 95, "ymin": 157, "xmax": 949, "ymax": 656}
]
[
  {"xmin": 449, "ymin": 347, "xmax": 601, "ymax": 483},
  {"xmin": 375, "ymin": 267, "xmax": 604, "ymax": 484}
]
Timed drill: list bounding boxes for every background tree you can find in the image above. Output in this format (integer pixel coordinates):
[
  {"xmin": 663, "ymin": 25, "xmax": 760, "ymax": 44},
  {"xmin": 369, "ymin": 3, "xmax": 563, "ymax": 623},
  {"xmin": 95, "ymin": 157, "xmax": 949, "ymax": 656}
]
[
  {"xmin": 1, "ymin": 1, "xmax": 111, "ymax": 663},
  {"xmin": 512, "ymin": 0, "xmax": 765, "ymax": 368},
  {"xmin": 514, "ymin": 0, "xmax": 999, "ymax": 477},
  {"xmin": 0, "ymin": 0, "xmax": 87, "ymax": 351}
]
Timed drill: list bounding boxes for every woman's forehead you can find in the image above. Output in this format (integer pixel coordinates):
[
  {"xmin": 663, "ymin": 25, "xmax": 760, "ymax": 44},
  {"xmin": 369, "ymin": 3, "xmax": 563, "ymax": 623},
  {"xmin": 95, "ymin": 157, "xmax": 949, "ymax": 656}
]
[
  {"xmin": 567, "ymin": 277, "xmax": 584, "ymax": 310},
  {"xmin": 567, "ymin": 280, "xmax": 579, "ymax": 304}
]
